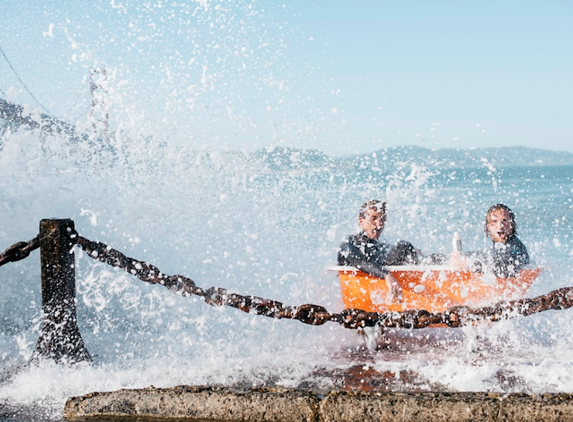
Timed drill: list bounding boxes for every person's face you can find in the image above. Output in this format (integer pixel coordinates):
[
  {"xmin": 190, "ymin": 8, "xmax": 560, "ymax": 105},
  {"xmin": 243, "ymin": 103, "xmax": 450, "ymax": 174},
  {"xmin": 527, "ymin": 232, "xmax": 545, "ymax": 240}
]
[
  {"xmin": 487, "ymin": 208, "xmax": 513, "ymax": 243},
  {"xmin": 359, "ymin": 208, "xmax": 386, "ymax": 240}
]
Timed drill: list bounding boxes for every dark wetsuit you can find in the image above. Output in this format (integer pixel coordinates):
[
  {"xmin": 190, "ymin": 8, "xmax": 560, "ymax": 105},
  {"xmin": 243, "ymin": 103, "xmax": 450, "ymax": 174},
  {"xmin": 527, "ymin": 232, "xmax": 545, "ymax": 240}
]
[
  {"xmin": 338, "ymin": 231, "xmax": 418, "ymax": 278},
  {"xmin": 467, "ymin": 235, "xmax": 529, "ymax": 278}
]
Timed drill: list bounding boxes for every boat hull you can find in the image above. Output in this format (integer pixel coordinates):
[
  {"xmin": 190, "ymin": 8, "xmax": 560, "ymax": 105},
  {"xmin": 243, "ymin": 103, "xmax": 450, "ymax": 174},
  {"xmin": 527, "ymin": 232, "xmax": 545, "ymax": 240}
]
[{"xmin": 335, "ymin": 266, "xmax": 542, "ymax": 314}]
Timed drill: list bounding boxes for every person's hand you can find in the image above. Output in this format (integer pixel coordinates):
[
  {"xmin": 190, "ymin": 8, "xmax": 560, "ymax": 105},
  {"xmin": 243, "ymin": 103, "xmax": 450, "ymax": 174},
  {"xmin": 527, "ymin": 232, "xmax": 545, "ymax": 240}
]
[
  {"xmin": 449, "ymin": 252, "xmax": 467, "ymax": 269},
  {"xmin": 385, "ymin": 272, "xmax": 403, "ymax": 303}
]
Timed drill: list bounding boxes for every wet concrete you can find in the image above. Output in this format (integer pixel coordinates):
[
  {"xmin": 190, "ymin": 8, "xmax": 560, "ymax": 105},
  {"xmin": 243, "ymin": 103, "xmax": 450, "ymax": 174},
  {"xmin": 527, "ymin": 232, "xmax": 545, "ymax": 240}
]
[
  {"xmin": 64, "ymin": 386, "xmax": 319, "ymax": 422},
  {"xmin": 64, "ymin": 385, "xmax": 573, "ymax": 421}
]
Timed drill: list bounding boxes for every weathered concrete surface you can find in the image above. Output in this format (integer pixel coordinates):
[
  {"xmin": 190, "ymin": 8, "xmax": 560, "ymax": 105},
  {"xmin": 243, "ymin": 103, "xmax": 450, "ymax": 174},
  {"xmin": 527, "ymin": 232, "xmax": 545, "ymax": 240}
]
[
  {"xmin": 65, "ymin": 386, "xmax": 573, "ymax": 421},
  {"xmin": 64, "ymin": 385, "xmax": 319, "ymax": 421},
  {"xmin": 320, "ymin": 391, "xmax": 573, "ymax": 422}
]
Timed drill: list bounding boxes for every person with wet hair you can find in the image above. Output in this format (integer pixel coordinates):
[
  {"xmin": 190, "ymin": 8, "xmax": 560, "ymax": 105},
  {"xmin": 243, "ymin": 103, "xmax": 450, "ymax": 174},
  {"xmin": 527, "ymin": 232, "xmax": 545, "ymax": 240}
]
[
  {"xmin": 338, "ymin": 199, "xmax": 420, "ymax": 303},
  {"xmin": 452, "ymin": 203, "xmax": 530, "ymax": 278},
  {"xmin": 483, "ymin": 203, "xmax": 530, "ymax": 277}
]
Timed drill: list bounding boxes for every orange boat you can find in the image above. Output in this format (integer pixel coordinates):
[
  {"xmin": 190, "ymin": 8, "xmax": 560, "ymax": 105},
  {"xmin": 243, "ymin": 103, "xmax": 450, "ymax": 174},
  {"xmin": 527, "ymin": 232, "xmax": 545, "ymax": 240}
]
[{"xmin": 330, "ymin": 265, "xmax": 542, "ymax": 315}]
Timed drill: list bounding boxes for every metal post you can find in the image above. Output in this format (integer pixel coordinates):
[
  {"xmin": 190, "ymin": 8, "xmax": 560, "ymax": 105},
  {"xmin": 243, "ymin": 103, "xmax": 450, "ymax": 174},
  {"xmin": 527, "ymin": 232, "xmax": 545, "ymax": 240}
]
[{"xmin": 32, "ymin": 219, "xmax": 91, "ymax": 363}]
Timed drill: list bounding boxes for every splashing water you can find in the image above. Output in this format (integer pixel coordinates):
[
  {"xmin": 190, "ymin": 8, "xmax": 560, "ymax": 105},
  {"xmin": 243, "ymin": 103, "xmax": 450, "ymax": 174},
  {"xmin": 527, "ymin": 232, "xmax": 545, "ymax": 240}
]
[
  {"xmin": 1, "ymin": 1, "xmax": 573, "ymax": 421},
  {"xmin": 1, "ymin": 124, "xmax": 573, "ymax": 420}
]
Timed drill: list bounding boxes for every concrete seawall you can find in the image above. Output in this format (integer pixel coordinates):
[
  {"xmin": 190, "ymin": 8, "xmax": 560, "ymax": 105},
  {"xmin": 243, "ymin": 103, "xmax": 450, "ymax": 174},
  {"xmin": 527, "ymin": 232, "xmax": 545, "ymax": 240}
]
[{"xmin": 64, "ymin": 385, "xmax": 573, "ymax": 421}]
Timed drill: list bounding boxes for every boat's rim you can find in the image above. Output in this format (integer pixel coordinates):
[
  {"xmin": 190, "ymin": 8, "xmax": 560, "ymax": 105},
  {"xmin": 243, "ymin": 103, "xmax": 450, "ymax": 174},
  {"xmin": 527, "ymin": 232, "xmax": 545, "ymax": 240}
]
[
  {"xmin": 327, "ymin": 265, "xmax": 458, "ymax": 272},
  {"xmin": 327, "ymin": 265, "xmax": 542, "ymax": 273}
]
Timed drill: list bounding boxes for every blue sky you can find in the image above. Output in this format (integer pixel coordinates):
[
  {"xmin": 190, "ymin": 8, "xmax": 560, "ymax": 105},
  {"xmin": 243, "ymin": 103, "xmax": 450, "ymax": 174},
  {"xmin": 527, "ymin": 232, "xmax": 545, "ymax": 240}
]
[{"xmin": 1, "ymin": 0, "xmax": 572, "ymax": 155}]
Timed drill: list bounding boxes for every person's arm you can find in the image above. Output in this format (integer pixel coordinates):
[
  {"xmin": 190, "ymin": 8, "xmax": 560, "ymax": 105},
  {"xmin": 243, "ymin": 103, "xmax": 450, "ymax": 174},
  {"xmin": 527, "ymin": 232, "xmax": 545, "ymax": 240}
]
[
  {"xmin": 385, "ymin": 272, "xmax": 403, "ymax": 303},
  {"xmin": 338, "ymin": 239, "xmax": 388, "ymax": 278},
  {"xmin": 491, "ymin": 239, "xmax": 530, "ymax": 278},
  {"xmin": 338, "ymin": 239, "xmax": 403, "ymax": 303},
  {"xmin": 449, "ymin": 251, "xmax": 486, "ymax": 273}
]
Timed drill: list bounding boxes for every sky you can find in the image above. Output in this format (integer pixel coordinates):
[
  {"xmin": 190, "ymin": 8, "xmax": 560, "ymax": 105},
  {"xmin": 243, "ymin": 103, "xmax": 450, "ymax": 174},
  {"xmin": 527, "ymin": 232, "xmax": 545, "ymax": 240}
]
[{"xmin": 0, "ymin": 0, "xmax": 572, "ymax": 155}]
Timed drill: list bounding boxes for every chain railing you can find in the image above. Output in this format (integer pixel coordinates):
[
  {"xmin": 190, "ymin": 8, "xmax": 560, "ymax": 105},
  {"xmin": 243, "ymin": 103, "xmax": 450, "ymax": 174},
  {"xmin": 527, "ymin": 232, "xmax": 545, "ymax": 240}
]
[
  {"xmin": 3, "ymin": 222, "xmax": 573, "ymax": 357},
  {"xmin": 75, "ymin": 235, "xmax": 320, "ymax": 324},
  {"xmin": 74, "ymin": 233, "xmax": 573, "ymax": 330},
  {"xmin": 0, "ymin": 236, "xmax": 40, "ymax": 267}
]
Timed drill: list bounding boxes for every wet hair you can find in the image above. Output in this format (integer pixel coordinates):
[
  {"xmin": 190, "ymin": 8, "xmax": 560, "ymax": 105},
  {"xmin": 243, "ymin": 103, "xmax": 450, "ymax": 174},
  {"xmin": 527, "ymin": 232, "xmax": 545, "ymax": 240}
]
[
  {"xmin": 485, "ymin": 203, "xmax": 516, "ymax": 237},
  {"xmin": 359, "ymin": 200, "xmax": 387, "ymax": 219}
]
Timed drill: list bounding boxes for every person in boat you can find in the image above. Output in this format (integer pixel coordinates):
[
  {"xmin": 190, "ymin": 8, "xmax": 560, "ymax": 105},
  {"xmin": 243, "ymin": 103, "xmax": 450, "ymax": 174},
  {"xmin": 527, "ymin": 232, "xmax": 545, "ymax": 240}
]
[
  {"xmin": 338, "ymin": 200, "xmax": 420, "ymax": 303},
  {"xmin": 452, "ymin": 203, "xmax": 530, "ymax": 278}
]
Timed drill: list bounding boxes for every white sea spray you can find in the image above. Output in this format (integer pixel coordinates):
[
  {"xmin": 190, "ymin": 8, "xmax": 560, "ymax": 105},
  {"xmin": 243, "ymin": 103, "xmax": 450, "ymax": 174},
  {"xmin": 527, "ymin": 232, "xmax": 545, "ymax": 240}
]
[{"xmin": 2, "ymin": 123, "xmax": 573, "ymax": 422}]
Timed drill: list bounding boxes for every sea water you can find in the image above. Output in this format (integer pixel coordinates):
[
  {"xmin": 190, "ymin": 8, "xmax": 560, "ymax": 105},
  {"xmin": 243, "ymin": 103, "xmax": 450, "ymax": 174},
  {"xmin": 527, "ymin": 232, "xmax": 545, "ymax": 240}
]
[{"xmin": 1, "ymin": 127, "xmax": 573, "ymax": 420}]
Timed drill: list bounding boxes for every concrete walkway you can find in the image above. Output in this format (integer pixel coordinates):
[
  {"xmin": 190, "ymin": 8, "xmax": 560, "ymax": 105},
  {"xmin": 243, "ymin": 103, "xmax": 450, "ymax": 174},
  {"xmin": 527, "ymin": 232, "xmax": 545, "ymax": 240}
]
[{"xmin": 64, "ymin": 385, "xmax": 573, "ymax": 421}]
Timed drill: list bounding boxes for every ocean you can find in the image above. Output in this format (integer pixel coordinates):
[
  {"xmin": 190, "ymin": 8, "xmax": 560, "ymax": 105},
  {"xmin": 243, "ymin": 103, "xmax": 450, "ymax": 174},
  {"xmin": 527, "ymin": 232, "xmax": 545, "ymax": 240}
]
[{"xmin": 1, "ymin": 129, "xmax": 573, "ymax": 420}]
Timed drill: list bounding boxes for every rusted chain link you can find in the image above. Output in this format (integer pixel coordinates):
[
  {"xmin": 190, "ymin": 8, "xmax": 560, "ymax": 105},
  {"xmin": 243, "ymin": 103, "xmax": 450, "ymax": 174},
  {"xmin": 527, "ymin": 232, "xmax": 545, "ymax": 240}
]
[
  {"xmin": 5, "ymin": 230, "xmax": 570, "ymax": 329},
  {"xmin": 75, "ymin": 234, "xmax": 573, "ymax": 329},
  {"xmin": 0, "ymin": 236, "xmax": 40, "ymax": 267},
  {"xmin": 76, "ymin": 235, "xmax": 338, "ymax": 325},
  {"xmin": 330, "ymin": 287, "xmax": 573, "ymax": 329}
]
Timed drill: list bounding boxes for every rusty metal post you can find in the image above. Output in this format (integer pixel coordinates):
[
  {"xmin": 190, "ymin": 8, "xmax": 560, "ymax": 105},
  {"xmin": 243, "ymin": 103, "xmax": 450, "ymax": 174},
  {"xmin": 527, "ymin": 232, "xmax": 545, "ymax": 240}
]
[{"xmin": 33, "ymin": 219, "xmax": 91, "ymax": 363}]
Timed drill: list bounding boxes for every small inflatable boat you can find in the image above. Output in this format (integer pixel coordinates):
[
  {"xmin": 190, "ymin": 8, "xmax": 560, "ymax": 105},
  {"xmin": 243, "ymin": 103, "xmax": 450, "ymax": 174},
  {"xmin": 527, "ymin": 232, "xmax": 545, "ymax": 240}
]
[{"xmin": 330, "ymin": 265, "xmax": 542, "ymax": 314}]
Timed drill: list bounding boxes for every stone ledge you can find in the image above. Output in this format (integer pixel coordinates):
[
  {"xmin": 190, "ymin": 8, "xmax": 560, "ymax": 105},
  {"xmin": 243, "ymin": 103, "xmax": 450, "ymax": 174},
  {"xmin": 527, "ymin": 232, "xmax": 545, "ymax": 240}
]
[
  {"xmin": 320, "ymin": 391, "xmax": 573, "ymax": 422},
  {"xmin": 64, "ymin": 386, "xmax": 573, "ymax": 422},
  {"xmin": 64, "ymin": 386, "xmax": 319, "ymax": 422}
]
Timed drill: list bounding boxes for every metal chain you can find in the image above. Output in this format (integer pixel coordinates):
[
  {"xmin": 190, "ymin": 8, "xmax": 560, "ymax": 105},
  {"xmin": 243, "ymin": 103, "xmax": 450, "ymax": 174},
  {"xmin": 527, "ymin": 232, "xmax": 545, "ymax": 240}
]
[
  {"xmin": 0, "ymin": 236, "xmax": 40, "ymax": 267},
  {"xmin": 75, "ymin": 234, "xmax": 573, "ymax": 329},
  {"xmin": 4, "ymin": 230, "xmax": 570, "ymax": 330}
]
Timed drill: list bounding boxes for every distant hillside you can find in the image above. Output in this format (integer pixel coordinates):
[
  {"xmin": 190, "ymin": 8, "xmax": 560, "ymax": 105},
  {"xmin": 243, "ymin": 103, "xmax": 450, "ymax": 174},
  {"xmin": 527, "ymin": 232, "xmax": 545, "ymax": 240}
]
[
  {"xmin": 365, "ymin": 145, "xmax": 573, "ymax": 168},
  {"xmin": 3, "ymin": 98, "xmax": 571, "ymax": 172}
]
